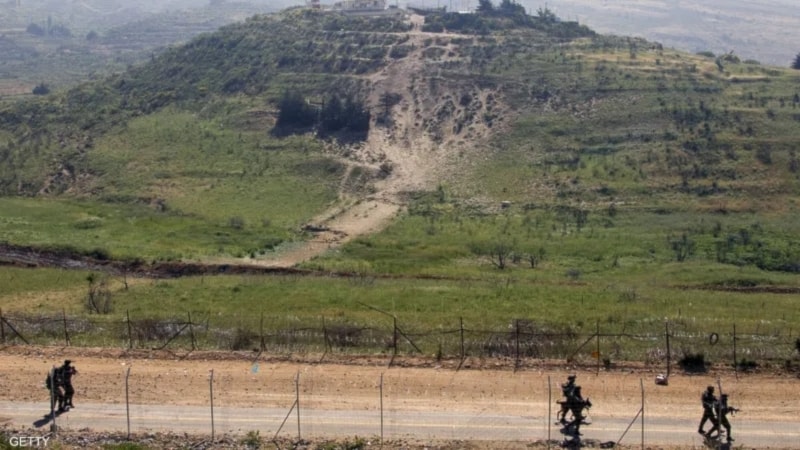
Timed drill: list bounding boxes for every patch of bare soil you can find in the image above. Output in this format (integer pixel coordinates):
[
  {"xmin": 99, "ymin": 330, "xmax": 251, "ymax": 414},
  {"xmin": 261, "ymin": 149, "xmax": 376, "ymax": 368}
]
[{"xmin": 239, "ymin": 16, "xmax": 505, "ymax": 268}]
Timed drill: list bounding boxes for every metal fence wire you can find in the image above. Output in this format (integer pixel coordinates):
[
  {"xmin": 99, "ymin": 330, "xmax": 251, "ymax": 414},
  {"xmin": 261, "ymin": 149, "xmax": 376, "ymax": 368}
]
[{"xmin": 0, "ymin": 309, "xmax": 797, "ymax": 373}]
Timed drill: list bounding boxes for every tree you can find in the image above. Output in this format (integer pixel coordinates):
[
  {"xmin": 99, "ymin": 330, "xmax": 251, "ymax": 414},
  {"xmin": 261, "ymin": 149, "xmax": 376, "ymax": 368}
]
[
  {"xmin": 793, "ymin": 53, "xmax": 800, "ymax": 70},
  {"xmin": 26, "ymin": 23, "xmax": 45, "ymax": 36},
  {"xmin": 669, "ymin": 233, "xmax": 695, "ymax": 262},
  {"xmin": 498, "ymin": 0, "xmax": 525, "ymax": 17},
  {"xmin": 320, "ymin": 95, "xmax": 345, "ymax": 134},
  {"xmin": 85, "ymin": 273, "xmax": 113, "ymax": 314},
  {"xmin": 275, "ymin": 90, "xmax": 316, "ymax": 130},
  {"xmin": 32, "ymin": 83, "xmax": 50, "ymax": 96},
  {"xmin": 470, "ymin": 238, "xmax": 516, "ymax": 269},
  {"xmin": 343, "ymin": 95, "xmax": 370, "ymax": 133},
  {"xmin": 536, "ymin": 6, "xmax": 559, "ymax": 23},
  {"xmin": 476, "ymin": 0, "xmax": 494, "ymax": 14}
]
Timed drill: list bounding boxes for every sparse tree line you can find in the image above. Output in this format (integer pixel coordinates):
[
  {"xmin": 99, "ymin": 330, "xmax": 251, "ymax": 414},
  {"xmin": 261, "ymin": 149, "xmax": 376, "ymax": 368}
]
[
  {"xmin": 422, "ymin": 1, "xmax": 593, "ymax": 38},
  {"xmin": 25, "ymin": 16, "xmax": 71, "ymax": 38}
]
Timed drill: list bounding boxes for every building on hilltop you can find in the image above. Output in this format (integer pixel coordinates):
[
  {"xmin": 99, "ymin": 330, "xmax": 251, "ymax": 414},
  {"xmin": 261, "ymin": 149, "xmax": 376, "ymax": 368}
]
[{"xmin": 332, "ymin": 0, "xmax": 388, "ymax": 13}]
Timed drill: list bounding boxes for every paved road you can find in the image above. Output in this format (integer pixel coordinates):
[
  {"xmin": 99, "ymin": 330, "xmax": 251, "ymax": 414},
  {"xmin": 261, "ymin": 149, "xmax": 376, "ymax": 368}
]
[{"xmin": 1, "ymin": 401, "xmax": 797, "ymax": 447}]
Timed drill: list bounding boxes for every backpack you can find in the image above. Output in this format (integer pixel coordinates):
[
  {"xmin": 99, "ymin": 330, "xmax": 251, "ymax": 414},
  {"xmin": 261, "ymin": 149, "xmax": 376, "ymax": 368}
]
[{"xmin": 45, "ymin": 373, "xmax": 52, "ymax": 390}]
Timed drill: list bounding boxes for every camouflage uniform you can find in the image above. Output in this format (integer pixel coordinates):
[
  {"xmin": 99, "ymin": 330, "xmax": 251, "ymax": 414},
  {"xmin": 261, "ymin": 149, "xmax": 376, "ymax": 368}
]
[
  {"xmin": 558, "ymin": 375, "xmax": 577, "ymax": 423},
  {"xmin": 698, "ymin": 386, "xmax": 718, "ymax": 435},
  {"xmin": 47, "ymin": 367, "xmax": 66, "ymax": 412},
  {"xmin": 709, "ymin": 394, "xmax": 736, "ymax": 442},
  {"xmin": 565, "ymin": 386, "xmax": 591, "ymax": 436},
  {"xmin": 60, "ymin": 360, "xmax": 77, "ymax": 408}
]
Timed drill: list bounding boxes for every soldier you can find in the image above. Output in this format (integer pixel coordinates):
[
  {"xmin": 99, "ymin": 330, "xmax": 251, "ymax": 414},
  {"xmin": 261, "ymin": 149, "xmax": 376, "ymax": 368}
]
[
  {"xmin": 557, "ymin": 374, "xmax": 577, "ymax": 424},
  {"xmin": 564, "ymin": 385, "xmax": 592, "ymax": 436},
  {"xmin": 698, "ymin": 385, "xmax": 718, "ymax": 435},
  {"xmin": 709, "ymin": 393, "xmax": 739, "ymax": 442},
  {"xmin": 46, "ymin": 365, "xmax": 66, "ymax": 413},
  {"xmin": 60, "ymin": 360, "xmax": 78, "ymax": 409}
]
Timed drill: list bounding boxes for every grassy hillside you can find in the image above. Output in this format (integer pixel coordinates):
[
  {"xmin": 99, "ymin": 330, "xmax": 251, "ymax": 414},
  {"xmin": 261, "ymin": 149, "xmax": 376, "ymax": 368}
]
[{"xmin": 1, "ymin": 7, "xmax": 799, "ymax": 361}]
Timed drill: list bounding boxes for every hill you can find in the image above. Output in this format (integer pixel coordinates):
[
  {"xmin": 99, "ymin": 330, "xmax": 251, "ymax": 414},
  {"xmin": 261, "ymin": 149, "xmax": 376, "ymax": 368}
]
[
  {"xmin": 0, "ymin": 1, "xmax": 282, "ymax": 96},
  {"xmin": 1, "ymin": 6, "xmax": 799, "ymax": 268},
  {"xmin": 1, "ymin": 6, "xmax": 800, "ymax": 364}
]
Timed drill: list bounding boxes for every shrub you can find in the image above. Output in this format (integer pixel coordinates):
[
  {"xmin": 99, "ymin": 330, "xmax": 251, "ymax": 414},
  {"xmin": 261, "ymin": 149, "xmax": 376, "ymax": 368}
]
[
  {"xmin": 565, "ymin": 268, "xmax": 581, "ymax": 280},
  {"xmin": 32, "ymin": 83, "xmax": 50, "ymax": 95},
  {"xmin": 228, "ymin": 216, "xmax": 245, "ymax": 230},
  {"xmin": 230, "ymin": 328, "xmax": 258, "ymax": 351},
  {"xmin": 679, "ymin": 352, "xmax": 707, "ymax": 373},
  {"xmin": 736, "ymin": 358, "xmax": 759, "ymax": 372},
  {"xmin": 26, "ymin": 23, "xmax": 45, "ymax": 36},
  {"xmin": 241, "ymin": 430, "xmax": 262, "ymax": 449}
]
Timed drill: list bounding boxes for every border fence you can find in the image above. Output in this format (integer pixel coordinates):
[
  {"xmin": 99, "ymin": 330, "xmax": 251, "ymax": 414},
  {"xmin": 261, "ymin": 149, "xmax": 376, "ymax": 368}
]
[
  {"xmin": 1, "ymin": 308, "xmax": 798, "ymax": 374},
  {"xmin": 23, "ymin": 362, "xmax": 798, "ymax": 448}
]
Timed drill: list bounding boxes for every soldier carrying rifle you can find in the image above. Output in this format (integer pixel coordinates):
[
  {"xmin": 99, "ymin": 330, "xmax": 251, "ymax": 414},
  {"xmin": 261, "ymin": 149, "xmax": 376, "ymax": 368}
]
[
  {"xmin": 709, "ymin": 393, "xmax": 740, "ymax": 443},
  {"xmin": 698, "ymin": 385, "xmax": 719, "ymax": 436}
]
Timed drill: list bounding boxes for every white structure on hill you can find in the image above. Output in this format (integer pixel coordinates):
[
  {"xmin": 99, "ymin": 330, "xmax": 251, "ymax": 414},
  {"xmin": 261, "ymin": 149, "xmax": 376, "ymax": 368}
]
[{"xmin": 332, "ymin": 0, "xmax": 388, "ymax": 13}]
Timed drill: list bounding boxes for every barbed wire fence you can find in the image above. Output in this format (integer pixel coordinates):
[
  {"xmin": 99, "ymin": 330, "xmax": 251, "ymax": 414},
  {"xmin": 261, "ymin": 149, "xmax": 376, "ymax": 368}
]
[
  {"xmin": 27, "ymin": 363, "xmax": 658, "ymax": 448},
  {"xmin": 0, "ymin": 308, "xmax": 798, "ymax": 373}
]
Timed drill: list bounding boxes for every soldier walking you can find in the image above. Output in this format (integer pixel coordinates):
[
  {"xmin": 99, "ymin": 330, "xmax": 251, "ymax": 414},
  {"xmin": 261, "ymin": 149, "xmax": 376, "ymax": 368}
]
[
  {"xmin": 709, "ymin": 393, "xmax": 739, "ymax": 442},
  {"xmin": 698, "ymin": 385, "xmax": 718, "ymax": 435},
  {"xmin": 564, "ymin": 385, "xmax": 592, "ymax": 436},
  {"xmin": 558, "ymin": 374, "xmax": 577, "ymax": 424},
  {"xmin": 60, "ymin": 360, "xmax": 78, "ymax": 409},
  {"xmin": 46, "ymin": 365, "xmax": 65, "ymax": 413}
]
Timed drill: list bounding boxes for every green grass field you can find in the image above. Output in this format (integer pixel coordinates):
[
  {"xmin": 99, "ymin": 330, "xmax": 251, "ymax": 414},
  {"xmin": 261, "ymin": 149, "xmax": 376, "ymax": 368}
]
[
  {"xmin": 0, "ymin": 106, "xmax": 345, "ymax": 260},
  {"xmin": 1, "ymin": 10, "xmax": 799, "ymax": 364}
]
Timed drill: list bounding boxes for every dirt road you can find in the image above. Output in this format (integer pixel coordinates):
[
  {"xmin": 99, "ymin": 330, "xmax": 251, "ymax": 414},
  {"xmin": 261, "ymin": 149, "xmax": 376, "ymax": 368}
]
[
  {"xmin": 0, "ymin": 346, "xmax": 797, "ymax": 448},
  {"xmin": 1, "ymin": 400, "xmax": 797, "ymax": 447}
]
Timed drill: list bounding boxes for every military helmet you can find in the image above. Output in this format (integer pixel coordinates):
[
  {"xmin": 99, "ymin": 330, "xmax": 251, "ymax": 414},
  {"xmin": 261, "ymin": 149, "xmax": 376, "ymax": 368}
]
[
  {"xmin": 64, "ymin": 360, "xmax": 72, "ymax": 365},
  {"xmin": 567, "ymin": 374, "xmax": 576, "ymax": 380},
  {"xmin": 706, "ymin": 385, "xmax": 714, "ymax": 392}
]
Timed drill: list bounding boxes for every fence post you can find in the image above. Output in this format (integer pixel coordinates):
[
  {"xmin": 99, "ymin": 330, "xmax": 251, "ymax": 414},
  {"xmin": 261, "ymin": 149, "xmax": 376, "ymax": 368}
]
[
  {"xmin": 209, "ymin": 369, "xmax": 215, "ymax": 442},
  {"xmin": 1, "ymin": 314, "xmax": 29, "ymax": 344},
  {"xmin": 1, "ymin": 308, "xmax": 5, "ymax": 343},
  {"xmin": 127, "ymin": 310, "xmax": 133, "ymax": 350},
  {"xmin": 459, "ymin": 317, "xmax": 465, "ymax": 361},
  {"xmin": 547, "ymin": 376, "xmax": 551, "ymax": 449},
  {"xmin": 640, "ymin": 378, "xmax": 645, "ymax": 449},
  {"xmin": 514, "ymin": 319, "xmax": 520, "ymax": 371},
  {"xmin": 665, "ymin": 321, "xmax": 671, "ymax": 378},
  {"xmin": 322, "ymin": 315, "xmax": 331, "ymax": 353},
  {"xmin": 393, "ymin": 317, "xmax": 398, "ymax": 357},
  {"xmin": 295, "ymin": 371, "xmax": 301, "ymax": 440},
  {"xmin": 188, "ymin": 312, "xmax": 196, "ymax": 350},
  {"xmin": 260, "ymin": 312, "xmax": 266, "ymax": 352},
  {"xmin": 125, "ymin": 366, "xmax": 131, "ymax": 439},
  {"xmin": 733, "ymin": 323, "xmax": 738, "ymax": 379},
  {"xmin": 49, "ymin": 366, "xmax": 58, "ymax": 433},
  {"xmin": 379, "ymin": 372, "xmax": 384, "ymax": 446},
  {"xmin": 596, "ymin": 321, "xmax": 601, "ymax": 375},
  {"xmin": 62, "ymin": 309, "xmax": 70, "ymax": 346}
]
